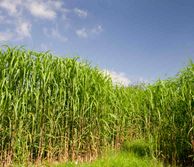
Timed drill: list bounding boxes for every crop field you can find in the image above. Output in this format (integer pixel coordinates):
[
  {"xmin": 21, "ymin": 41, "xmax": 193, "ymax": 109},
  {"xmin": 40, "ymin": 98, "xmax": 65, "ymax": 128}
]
[{"xmin": 0, "ymin": 47, "xmax": 193, "ymax": 166}]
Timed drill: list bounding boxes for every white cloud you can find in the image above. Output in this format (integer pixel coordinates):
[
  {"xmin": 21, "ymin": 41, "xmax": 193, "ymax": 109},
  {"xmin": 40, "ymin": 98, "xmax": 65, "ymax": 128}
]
[
  {"xmin": 103, "ymin": 70, "xmax": 131, "ymax": 86},
  {"xmin": 0, "ymin": 32, "xmax": 14, "ymax": 41},
  {"xmin": 43, "ymin": 27, "xmax": 68, "ymax": 42},
  {"xmin": 76, "ymin": 28, "xmax": 88, "ymax": 38},
  {"xmin": 0, "ymin": 0, "xmax": 22, "ymax": 16},
  {"xmin": 74, "ymin": 8, "xmax": 87, "ymax": 18},
  {"xmin": 27, "ymin": 1, "xmax": 56, "ymax": 20},
  {"xmin": 0, "ymin": 0, "xmax": 68, "ymax": 40},
  {"xmin": 0, "ymin": 0, "xmax": 67, "ymax": 20},
  {"xmin": 48, "ymin": 1, "xmax": 63, "ymax": 10},
  {"xmin": 0, "ymin": 0, "xmax": 31, "ymax": 40},
  {"xmin": 76, "ymin": 25, "xmax": 103, "ymax": 38},
  {"xmin": 0, "ymin": 0, "xmax": 102, "ymax": 42},
  {"xmin": 16, "ymin": 21, "xmax": 31, "ymax": 39}
]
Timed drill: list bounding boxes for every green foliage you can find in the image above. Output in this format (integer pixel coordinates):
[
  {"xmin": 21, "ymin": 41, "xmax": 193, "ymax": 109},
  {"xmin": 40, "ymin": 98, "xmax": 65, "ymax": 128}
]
[
  {"xmin": 141, "ymin": 62, "xmax": 194, "ymax": 166},
  {"xmin": 0, "ymin": 46, "xmax": 193, "ymax": 166}
]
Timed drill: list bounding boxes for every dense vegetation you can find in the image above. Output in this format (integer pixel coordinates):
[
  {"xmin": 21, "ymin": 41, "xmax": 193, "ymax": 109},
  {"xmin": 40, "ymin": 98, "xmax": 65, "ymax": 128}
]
[{"xmin": 0, "ymin": 47, "xmax": 193, "ymax": 166}]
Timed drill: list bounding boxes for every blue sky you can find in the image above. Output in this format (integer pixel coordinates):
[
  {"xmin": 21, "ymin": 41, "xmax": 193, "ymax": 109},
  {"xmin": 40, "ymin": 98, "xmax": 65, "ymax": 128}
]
[{"xmin": 0, "ymin": 0, "xmax": 194, "ymax": 85}]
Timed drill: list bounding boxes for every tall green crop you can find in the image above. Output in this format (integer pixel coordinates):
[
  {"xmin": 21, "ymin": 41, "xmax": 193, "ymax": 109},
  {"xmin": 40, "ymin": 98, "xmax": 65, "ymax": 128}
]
[
  {"xmin": 0, "ymin": 47, "xmax": 193, "ymax": 166},
  {"xmin": 0, "ymin": 47, "xmax": 128, "ymax": 165}
]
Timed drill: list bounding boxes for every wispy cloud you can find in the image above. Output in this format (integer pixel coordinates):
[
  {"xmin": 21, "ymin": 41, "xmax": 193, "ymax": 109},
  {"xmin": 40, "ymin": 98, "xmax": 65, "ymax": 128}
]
[
  {"xmin": 16, "ymin": 21, "xmax": 31, "ymax": 39},
  {"xmin": 91, "ymin": 25, "xmax": 103, "ymax": 34},
  {"xmin": 0, "ymin": 0, "xmax": 66, "ymax": 41},
  {"xmin": 0, "ymin": 0, "xmax": 102, "ymax": 42},
  {"xmin": 27, "ymin": 1, "xmax": 56, "ymax": 20},
  {"xmin": 0, "ymin": 1, "xmax": 30, "ymax": 41},
  {"xmin": 0, "ymin": 0, "xmax": 68, "ymax": 21},
  {"xmin": 103, "ymin": 70, "xmax": 131, "ymax": 86},
  {"xmin": 74, "ymin": 8, "xmax": 87, "ymax": 18},
  {"xmin": 0, "ymin": 0, "xmax": 22, "ymax": 16},
  {"xmin": 76, "ymin": 25, "xmax": 103, "ymax": 38},
  {"xmin": 76, "ymin": 28, "xmax": 88, "ymax": 38},
  {"xmin": 43, "ymin": 27, "xmax": 68, "ymax": 42},
  {"xmin": 50, "ymin": 28, "xmax": 68, "ymax": 42}
]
